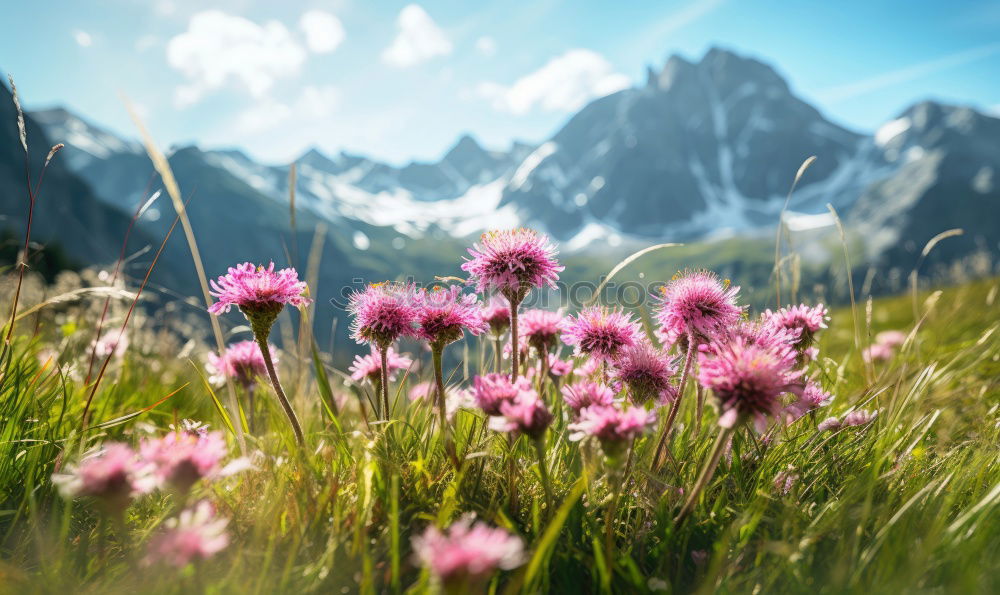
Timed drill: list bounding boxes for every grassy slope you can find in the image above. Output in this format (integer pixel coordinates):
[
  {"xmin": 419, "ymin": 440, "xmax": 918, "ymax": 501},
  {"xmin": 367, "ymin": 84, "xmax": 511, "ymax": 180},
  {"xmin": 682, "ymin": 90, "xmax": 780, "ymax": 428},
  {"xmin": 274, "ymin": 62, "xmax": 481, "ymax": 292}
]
[{"xmin": 0, "ymin": 276, "xmax": 997, "ymax": 593}]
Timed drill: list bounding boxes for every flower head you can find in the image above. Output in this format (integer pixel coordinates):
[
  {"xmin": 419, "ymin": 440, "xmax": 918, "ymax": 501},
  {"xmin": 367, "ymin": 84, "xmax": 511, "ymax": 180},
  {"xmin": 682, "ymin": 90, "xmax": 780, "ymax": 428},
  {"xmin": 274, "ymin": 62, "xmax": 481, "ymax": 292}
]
[
  {"xmin": 611, "ymin": 341, "xmax": 677, "ymax": 405},
  {"xmin": 349, "ymin": 347, "xmax": 412, "ymax": 384},
  {"xmin": 92, "ymin": 332, "xmax": 129, "ymax": 359},
  {"xmin": 489, "ymin": 390, "xmax": 553, "ymax": 439},
  {"xmin": 773, "ymin": 468, "xmax": 799, "ymax": 495},
  {"xmin": 655, "ymin": 271, "xmax": 743, "ymax": 345},
  {"xmin": 139, "ymin": 430, "xmax": 245, "ymax": 493},
  {"xmin": 52, "ymin": 443, "xmax": 147, "ymax": 511},
  {"xmin": 568, "ymin": 404, "xmax": 656, "ymax": 458},
  {"xmin": 547, "ymin": 354, "xmax": 573, "ymax": 376},
  {"xmin": 472, "ymin": 373, "xmax": 531, "ymax": 416},
  {"xmin": 764, "ymin": 303, "xmax": 829, "ymax": 350},
  {"xmin": 698, "ymin": 336, "xmax": 803, "ymax": 432},
  {"xmin": 414, "ymin": 285, "xmax": 487, "ymax": 348},
  {"xmin": 207, "ymin": 340, "xmax": 276, "ymax": 387},
  {"xmin": 461, "ymin": 229, "xmax": 563, "ymax": 302},
  {"xmin": 561, "ymin": 382, "xmax": 616, "ymax": 418},
  {"xmin": 520, "ymin": 309, "xmax": 564, "ymax": 354},
  {"xmin": 145, "ymin": 501, "xmax": 229, "ymax": 568},
  {"xmin": 561, "ymin": 306, "xmax": 641, "ymax": 362},
  {"xmin": 817, "ymin": 417, "xmax": 842, "ymax": 432},
  {"xmin": 347, "ymin": 282, "xmax": 418, "ymax": 350},
  {"xmin": 785, "ymin": 380, "xmax": 833, "ymax": 422},
  {"xmin": 408, "ymin": 381, "xmax": 434, "ymax": 402},
  {"xmin": 411, "ymin": 516, "xmax": 525, "ymax": 587},
  {"xmin": 875, "ymin": 330, "xmax": 907, "ymax": 348},
  {"xmin": 843, "ymin": 409, "xmax": 878, "ymax": 427},
  {"xmin": 481, "ymin": 296, "xmax": 511, "ymax": 336},
  {"xmin": 862, "ymin": 343, "xmax": 895, "ymax": 362},
  {"xmin": 208, "ymin": 262, "xmax": 311, "ymax": 337}
]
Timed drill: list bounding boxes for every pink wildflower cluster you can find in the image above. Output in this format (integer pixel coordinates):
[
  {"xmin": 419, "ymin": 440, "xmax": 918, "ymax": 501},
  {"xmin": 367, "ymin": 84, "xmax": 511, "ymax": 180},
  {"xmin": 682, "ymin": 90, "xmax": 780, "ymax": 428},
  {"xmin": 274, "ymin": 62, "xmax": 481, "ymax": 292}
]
[
  {"xmin": 414, "ymin": 285, "xmax": 487, "ymax": 348},
  {"xmin": 488, "ymin": 389, "xmax": 553, "ymax": 439},
  {"xmin": 764, "ymin": 303, "xmax": 829, "ymax": 349},
  {"xmin": 207, "ymin": 340, "xmax": 276, "ymax": 387},
  {"xmin": 472, "ymin": 373, "xmax": 532, "ymax": 416},
  {"xmin": 817, "ymin": 408, "xmax": 879, "ymax": 432},
  {"xmin": 655, "ymin": 271, "xmax": 743, "ymax": 346},
  {"xmin": 561, "ymin": 306, "xmax": 641, "ymax": 362},
  {"xmin": 461, "ymin": 229, "xmax": 563, "ymax": 302},
  {"xmin": 347, "ymin": 282, "xmax": 418, "ymax": 349},
  {"xmin": 480, "ymin": 296, "xmax": 511, "ymax": 336},
  {"xmin": 863, "ymin": 329, "xmax": 907, "ymax": 362},
  {"xmin": 139, "ymin": 430, "xmax": 250, "ymax": 493},
  {"xmin": 52, "ymin": 443, "xmax": 147, "ymax": 512},
  {"xmin": 519, "ymin": 308, "xmax": 564, "ymax": 353},
  {"xmin": 561, "ymin": 382, "xmax": 616, "ymax": 417},
  {"xmin": 568, "ymin": 404, "xmax": 656, "ymax": 450},
  {"xmin": 412, "ymin": 516, "xmax": 525, "ymax": 587},
  {"xmin": 611, "ymin": 341, "xmax": 677, "ymax": 404}
]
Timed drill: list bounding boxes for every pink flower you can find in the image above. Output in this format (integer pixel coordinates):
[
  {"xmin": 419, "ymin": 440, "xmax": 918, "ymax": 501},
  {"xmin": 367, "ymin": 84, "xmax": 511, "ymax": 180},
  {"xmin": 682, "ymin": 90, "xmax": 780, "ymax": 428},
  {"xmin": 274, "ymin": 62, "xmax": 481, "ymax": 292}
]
[
  {"xmin": 206, "ymin": 340, "xmax": 276, "ymax": 387},
  {"xmin": 577, "ymin": 357, "xmax": 602, "ymax": 378},
  {"xmin": 785, "ymin": 380, "xmax": 833, "ymax": 422},
  {"xmin": 347, "ymin": 282, "xmax": 418, "ymax": 349},
  {"xmin": 655, "ymin": 271, "xmax": 743, "ymax": 345},
  {"xmin": 875, "ymin": 330, "xmax": 907, "ymax": 348},
  {"xmin": 862, "ymin": 343, "xmax": 895, "ymax": 362},
  {"xmin": 92, "ymin": 332, "xmax": 129, "ymax": 359},
  {"xmin": 547, "ymin": 354, "xmax": 573, "ymax": 376},
  {"xmin": 843, "ymin": 409, "xmax": 878, "ymax": 427},
  {"xmin": 414, "ymin": 285, "xmax": 488, "ymax": 348},
  {"xmin": 698, "ymin": 336, "xmax": 803, "ymax": 432},
  {"xmin": 208, "ymin": 262, "xmax": 311, "ymax": 316},
  {"xmin": 817, "ymin": 417, "xmax": 842, "ymax": 432},
  {"xmin": 481, "ymin": 296, "xmax": 511, "ymax": 336},
  {"xmin": 489, "ymin": 390, "xmax": 553, "ymax": 439},
  {"xmin": 610, "ymin": 341, "xmax": 677, "ymax": 405},
  {"xmin": 52, "ymin": 443, "xmax": 148, "ymax": 511},
  {"xmin": 520, "ymin": 309, "xmax": 564, "ymax": 353},
  {"xmin": 764, "ymin": 303, "xmax": 828, "ymax": 349},
  {"xmin": 408, "ymin": 381, "xmax": 435, "ymax": 402},
  {"xmin": 472, "ymin": 373, "xmax": 531, "ymax": 416},
  {"xmin": 561, "ymin": 306, "xmax": 641, "ymax": 362},
  {"xmin": 568, "ymin": 404, "xmax": 656, "ymax": 447},
  {"xmin": 139, "ymin": 430, "xmax": 246, "ymax": 493},
  {"xmin": 412, "ymin": 516, "xmax": 525, "ymax": 586},
  {"xmin": 145, "ymin": 501, "xmax": 229, "ymax": 568},
  {"xmin": 349, "ymin": 347, "xmax": 413, "ymax": 384},
  {"xmin": 773, "ymin": 469, "xmax": 799, "ymax": 495},
  {"xmin": 461, "ymin": 229, "xmax": 564, "ymax": 302},
  {"xmin": 561, "ymin": 382, "xmax": 616, "ymax": 417}
]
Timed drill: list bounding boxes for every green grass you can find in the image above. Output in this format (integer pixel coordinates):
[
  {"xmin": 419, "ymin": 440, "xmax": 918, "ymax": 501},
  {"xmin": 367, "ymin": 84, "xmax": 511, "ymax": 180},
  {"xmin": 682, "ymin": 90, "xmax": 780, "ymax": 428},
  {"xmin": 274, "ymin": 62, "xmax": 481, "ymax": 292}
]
[{"xmin": 0, "ymin": 270, "xmax": 998, "ymax": 594}]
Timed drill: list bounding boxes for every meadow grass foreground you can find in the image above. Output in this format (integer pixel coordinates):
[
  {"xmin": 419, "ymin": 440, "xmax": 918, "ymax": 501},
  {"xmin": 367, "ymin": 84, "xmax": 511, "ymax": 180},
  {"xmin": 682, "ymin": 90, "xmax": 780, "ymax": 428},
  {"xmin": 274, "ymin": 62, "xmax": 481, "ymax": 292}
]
[{"xmin": 0, "ymin": 228, "xmax": 998, "ymax": 594}]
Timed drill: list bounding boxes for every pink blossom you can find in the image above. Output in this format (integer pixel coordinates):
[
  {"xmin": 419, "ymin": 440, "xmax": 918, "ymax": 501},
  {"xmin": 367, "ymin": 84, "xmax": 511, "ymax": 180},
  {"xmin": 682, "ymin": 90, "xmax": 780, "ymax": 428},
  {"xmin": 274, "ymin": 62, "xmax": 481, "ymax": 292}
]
[
  {"xmin": 488, "ymin": 390, "xmax": 553, "ymax": 439},
  {"xmin": 414, "ymin": 285, "xmax": 488, "ymax": 348},
  {"xmin": 92, "ymin": 332, "xmax": 129, "ymax": 359},
  {"xmin": 207, "ymin": 340, "xmax": 276, "ymax": 387},
  {"xmin": 568, "ymin": 404, "xmax": 656, "ymax": 446},
  {"xmin": 785, "ymin": 380, "xmax": 833, "ymax": 422},
  {"xmin": 875, "ymin": 330, "xmax": 907, "ymax": 348},
  {"xmin": 817, "ymin": 417, "xmax": 842, "ymax": 432},
  {"xmin": 208, "ymin": 262, "xmax": 311, "ymax": 316},
  {"xmin": 561, "ymin": 382, "xmax": 616, "ymax": 418},
  {"xmin": 577, "ymin": 357, "xmax": 602, "ymax": 378},
  {"xmin": 481, "ymin": 296, "xmax": 511, "ymax": 336},
  {"xmin": 412, "ymin": 516, "xmax": 525, "ymax": 586},
  {"xmin": 461, "ymin": 228, "xmax": 563, "ymax": 302},
  {"xmin": 843, "ymin": 409, "xmax": 878, "ymax": 427},
  {"xmin": 862, "ymin": 343, "xmax": 895, "ymax": 362},
  {"xmin": 408, "ymin": 381, "xmax": 434, "ymax": 402},
  {"xmin": 520, "ymin": 309, "xmax": 564, "ymax": 353},
  {"xmin": 655, "ymin": 271, "xmax": 743, "ymax": 345},
  {"xmin": 698, "ymin": 336, "xmax": 803, "ymax": 433},
  {"xmin": 773, "ymin": 469, "xmax": 799, "ymax": 495},
  {"xmin": 561, "ymin": 306, "xmax": 641, "ymax": 362},
  {"xmin": 611, "ymin": 341, "xmax": 677, "ymax": 405},
  {"xmin": 547, "ymin": 354, "xmax": 573, "ymax": 376},
  {"xmin": 472, "ymin": 373, "xmax": 531, "ymax": 416},
  {"xmin": 145, "ymin": 501, "xmax": 229, "ymax": 568},
  {"xmin": 139, "ymin": 430, "xmax": 244, "ymax": 493},
  {"xmin": 764, "ymin": 303, "xmax": 828, "ymax": 349},
  {"xmin": 349, "ymin": 347, "xmax": 413, "ymax": 384},
  {"xmin": 347, "ymin": 282, "xmax": 418, "ymax": 349},
  {"xmin": 52, "ymin": 443, "xmax": 148, "ymax": 511}
]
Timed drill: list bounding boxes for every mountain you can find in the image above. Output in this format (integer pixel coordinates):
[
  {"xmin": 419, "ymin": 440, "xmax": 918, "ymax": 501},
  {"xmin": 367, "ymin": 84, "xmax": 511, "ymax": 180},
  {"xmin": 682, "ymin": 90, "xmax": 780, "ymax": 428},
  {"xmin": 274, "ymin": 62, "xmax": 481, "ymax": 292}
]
[{"xmin": 21, "ymin": 46, "xmax": 1000, "ymax": 306}]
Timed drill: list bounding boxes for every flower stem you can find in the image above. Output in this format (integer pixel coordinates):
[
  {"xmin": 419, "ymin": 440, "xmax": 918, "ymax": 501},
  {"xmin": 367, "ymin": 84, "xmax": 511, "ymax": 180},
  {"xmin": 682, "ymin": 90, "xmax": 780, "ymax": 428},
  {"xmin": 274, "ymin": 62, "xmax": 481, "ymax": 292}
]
[
  {"xmin": 674, "ymin": 424, "xmax": 735, "ymax": 523},
  {"xmin": 494, "ymin": 335, "xmax": 503, "ymax": 373},
  {"xmin": 510, "ymin": 300, "xmax": 521, "ymax": 380},
  {"xmin": 432, "ymin": 347, "xmax": 460, "ymax": 470},
  {"xmin": 533, "ymin": 435, "xmax": 554, "ymax": 516},
  {"xmin": 604, "ymin": 442, "xmax": 634, "ymax": 585},
  {"xmin": 379, "ymin": 347, "xmax": 391, "ymax": 422},
  {"xmin": 256, "ymin": 338, "xmax": 305, "ymax": 446},
  {"xmin": 695, "ymin": 384, "xmax": 704, "ymax": 437},
  {"xmin": 652, "ymin": 337, "xmax": 695, "ymax": 470}
]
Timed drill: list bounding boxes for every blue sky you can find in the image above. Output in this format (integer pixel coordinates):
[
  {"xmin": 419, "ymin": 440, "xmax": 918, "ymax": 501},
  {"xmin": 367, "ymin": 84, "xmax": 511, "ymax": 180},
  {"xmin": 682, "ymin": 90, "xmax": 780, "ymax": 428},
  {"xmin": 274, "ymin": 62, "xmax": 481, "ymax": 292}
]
[{"xmin": 2, "ymin": 0, "xmax": 999, "ymax": 165}]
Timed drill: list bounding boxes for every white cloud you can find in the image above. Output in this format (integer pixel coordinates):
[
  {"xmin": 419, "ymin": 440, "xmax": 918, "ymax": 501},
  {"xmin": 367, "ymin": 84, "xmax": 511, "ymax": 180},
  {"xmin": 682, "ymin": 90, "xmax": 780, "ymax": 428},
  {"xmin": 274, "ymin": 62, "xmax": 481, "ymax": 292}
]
[
  {"xmin": 234, "ymin": 84, "xmax": 340, "ymax": 135},
  {"xmin": 478, "ymin": 49, "xmax": 630, "ymax": 115},
  {"xmin": 299, "ymin": 10, "xmax": 345, "ymax": 54},
  {"xmin": 475, "ymin": 36, "xmax": 497, "ymax": 57},
  {"xmin": 166, "ymin": 10, "xmax": 307, "ymax": 107},
  {"xmin": 73, "ymin": 30, "xmax": 93, "ymax": 47},
  {"xmin": 817, "ymin": 42, "xmax": 1000, "ymax": 103},
  {"xmin": 381, "ymin": 4, "xmax": 452, "ymax": 68}
]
